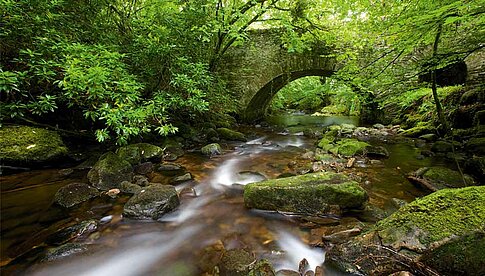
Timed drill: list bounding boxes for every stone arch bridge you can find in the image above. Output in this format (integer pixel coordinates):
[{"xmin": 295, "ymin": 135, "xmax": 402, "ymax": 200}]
[{"xmin": 217, "ymin": 28, "xmax": 340, "ymax": 122}]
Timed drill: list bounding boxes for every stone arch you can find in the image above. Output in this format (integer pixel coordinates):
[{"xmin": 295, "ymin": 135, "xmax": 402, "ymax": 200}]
[
  {"xmin": 243, "ymin": 69, "xmax": 334, "ymax": 122},
  {"xmin": 216, "ymin": 28, "xmax": 340, "ymax": 122}
]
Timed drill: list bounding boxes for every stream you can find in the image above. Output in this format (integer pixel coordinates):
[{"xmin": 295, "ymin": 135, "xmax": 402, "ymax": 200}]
[{"xmin": 0, "ymin": 114, "xmax": 448, "ymax": 275}]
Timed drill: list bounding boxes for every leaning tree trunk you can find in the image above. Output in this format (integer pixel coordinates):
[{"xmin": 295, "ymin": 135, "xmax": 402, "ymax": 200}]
[{"xmin": 431, "ymin": 23, "xmax": 450, "ymax": 135}]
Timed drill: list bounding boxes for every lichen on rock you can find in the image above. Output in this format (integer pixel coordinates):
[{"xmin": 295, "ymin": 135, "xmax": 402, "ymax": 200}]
[{"xmin": 0, "ymin": 125, "xmax": 68, "ymax": 165}]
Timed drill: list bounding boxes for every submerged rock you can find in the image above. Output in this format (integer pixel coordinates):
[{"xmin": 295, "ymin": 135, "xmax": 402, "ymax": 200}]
[
  {"xmin": 45, "ymin": 220, "xmax": 98, "ymax": 245},
  {"xmin": 42, "ymin": 243, "xmax": 88, "ymax": 262},
  {"xmin": 244, "ymin": 172, "xmax": 368, "ymax": 216},
  {"xmin": 408, "ymin": 166, "xmax": 475, "ymax": 191},
  {"xmin": 326, "ymin": 186, "xmax": 485, "ymax": 275},
  {"xmin": 87, "ymin": 152, "xmax": 133, "ymax": 190},
  {"xmin": 54, "ymin": 183, "xmax": 99, "ymax": 208},
  {"xmin": 0, "ymin": 125, "xmax": 68, "ymax": 165},
  {"xmin": 217, "ymin": 128, "xmax": 247, "ymax": 141},
  {"xmin": 201, "ymin": 143, "xmax": 223, "ymax": 156},
  {"xmin": 123, "ymin": 184, "xmax": 179, "ymax": 220}
]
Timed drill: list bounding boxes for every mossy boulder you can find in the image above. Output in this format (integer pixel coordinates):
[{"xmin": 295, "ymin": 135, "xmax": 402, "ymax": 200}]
[
  {"xmin": 87, "ymin": 152, "xmax": 133, "ymax": 190},
  {"xmin": 317, "ymin": 138, "xmax": 369, "ymax": 157},
  {"xmin": 201, "ymin": 143, "xmax": 222, "ymax": 156},
  {"xmin": 217, "ymin": 128, "xmax": 247, "ymax": 141},
  {"xmin": 465, "ymin": 137, "xmax": 485, "ymax": 155},
  {"xmin": 244, "ymin": 172, "xmax": 368, "ymax": 216},
  {"xmin": 116, "ymin": 143, "xmax": 163, "ymax": 165},
  {"xmin": 408, "ymin": 166, "xmax": 475, "ymax": 192},
  {"xmin": 326, "ymin": 186, "xmax": 485, "ymax": 275},
  {"xmin": 333, "ymin": 139, "xmax": 370, "ymax": 157},
  {"xmin": 401, "ymin": 124, "xmax": 436, "ymax": 138},
  {"xmin": 431, "ymin": 140, "xmax": 454, "ymax": 153},
  {"xmin": 123, "ymin": 184, "xmax": 179, "ymax": 220},
  {"xmin": 54, "ymin": 183, "xmax": 99, "ymax": 208},
  {"xmin": 0, "ymin": 125, "xmax": 68, "ymax": 165},
  {"xmin": 219, "ymin": 249, "xmax": 255, "ymax": 276}
]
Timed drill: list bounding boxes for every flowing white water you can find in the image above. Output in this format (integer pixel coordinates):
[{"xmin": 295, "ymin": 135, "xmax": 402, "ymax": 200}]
[
  {"xmin": 275, "ymin": 231, "xmax": 325, "ymax": 272},
  {"xmin": 32, "ymin": 226, "xmax": 202, "ymax": 276}
]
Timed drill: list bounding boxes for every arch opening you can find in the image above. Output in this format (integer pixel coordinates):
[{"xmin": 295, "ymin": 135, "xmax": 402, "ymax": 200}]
[
  {"xmin": 243, "ymin": 70, "xmax": 362, "ymax": 122},
  {"xmin": 242, "ymin": 70, "xmax": 334, "ymax": 122}
]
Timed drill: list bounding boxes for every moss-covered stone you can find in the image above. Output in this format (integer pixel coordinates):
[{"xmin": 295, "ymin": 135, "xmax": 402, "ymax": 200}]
[
  {"xmin": 409, "ymin": 166, "xmax": 475, "ymax": 191},
  {"xmin": 317, "ymin": 138, "xmax": 334, "ymax": 150},
  {"xmin": 335, "ymin": 139, "xmax": 369, "ymax": 157},
  {"xmin": 244, "ymin": 172, "xmax": 368, "ymax": 215},
  {"xmin": 376, "ymin": 186, "xmax": 485, "ymax": 247},
  {"xmin": 219, "ymin": 249, "xmax": 255, "ymax": 276},
  {"xmin": 54, "ymin": 183, "xmax": 99, "ymax": 208},
  {"xmin": 401, "ymin": 124, "xmax": 435, "ymax": 138},
  {"xmin": 248, "ymin": 259, "xmax": 276, "ymax": 276},
  {"xmin": 431, "ymin": 140, "xmax": 453, "ymax": 153},
  {"xmin": 217, "ymin": 128, "xmax": 247, "ymax": 141},
  {"xmin": 201, "ymin": 143, "xmax": 222, "ymax": 156},
  {"xmin": 116, "ymin": 143, "xmax": 163, "ymax": 165},
  {"xmin": 123, "ymin": 184, "xmax": 179, "ymax": 220},
  {"xmin": 0, "ymin": 125, "xmax": 68, "ymax": 165},
  {"xmin": 87, "ymin": 152, "xmax": 133, "ymax": 190},
  {"xmin": 327, "ymin": 186, "xmax": 485, "ymax": 275},
  {"xmin": 465, "ymin": 137, "xmax": 485, "ymax": 155}
]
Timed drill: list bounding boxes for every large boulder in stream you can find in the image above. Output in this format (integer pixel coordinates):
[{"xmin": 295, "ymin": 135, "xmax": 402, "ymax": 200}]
[
  {"xmin": 123, "ymin": 184, "xmax": 179, "ymax": 220},
  {"xmin": 217, "ymin": 128, "xmax": 247, "ymax": 141},
  {"xmin": 326, "ymin": 186, "xmax": 485, "ymax": 276},
  {"xmin": 317, "ymin": 138, "xmax": 370, "ymax": 157},
  {"xmin": 244, "ymin": 172, "xmax": 368, "ymax": 216},
  {"xmin": 201, "ymin": 143, "xmax": 222, "ymax": 157},
  {"xmin": 0, "ymin": 125, "xmax": 68, "ymax": 166},
  {"xmin": 407, "ymin": 166, "xmax": 475, "ymax": 192},
  {"xmin": 87, "ymin": 152, "xmax": 133, "ymax": 190},
  {"xmin": 116, "ymin": 143, "xmax": 163, "ymax": 165},
  {"xmin": 54, "ymin": 183, "xmax": 99, "ymax": 208}
]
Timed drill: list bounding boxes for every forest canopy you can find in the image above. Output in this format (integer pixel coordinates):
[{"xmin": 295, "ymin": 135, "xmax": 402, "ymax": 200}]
[{"xmin": 1, "ymin": 0, "xmax": 484, "ymax": 144}]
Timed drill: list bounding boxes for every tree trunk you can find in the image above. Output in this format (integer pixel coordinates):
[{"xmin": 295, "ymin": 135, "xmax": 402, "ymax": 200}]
[{"xmin": 431, "ymin": 23, "xmax": 450, "ymax": 135}]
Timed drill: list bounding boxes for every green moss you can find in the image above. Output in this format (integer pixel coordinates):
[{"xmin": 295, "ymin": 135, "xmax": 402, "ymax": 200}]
[
  {"xmin": 376, "ymin": 186, "xmax": 485, "ymax": 246},
  {"xmin": 216, "ymin": 128, "xmax": 247, "ymax": 141},
  {"xmin": 335, "ymin": 139, "xmax": 370, "ymax": 157},
  {"xmin": 421, "ymin": 232, "xmax": 485, "ymax": 275},
  {"xmin": 0, "ymin": 125, "xmax": 68, "ymax": 164},
  {"xmin": 244, "ymin": 172, "xmax": 368, "ymax": 215},
  {"xmin": 401, "ymin": 124, "xmax": 436, "ymax": 138},
  {"xmin": 116, "ymin": 143, "xmax": 163, "ymax": 165},
  {"xmin": 317, "ymin": 138, "xmax": 333, "ymax": 149},
  {"xmin": 422, "ymin": 167, "xmax": 474, "ymax": 188},
  {"xmin": 201, "ymin": 143, "xmax": 222, "ymax": 156},
  {"xmin": 466, "ymin": 137, "xmax": 485, "ymax": 155}
]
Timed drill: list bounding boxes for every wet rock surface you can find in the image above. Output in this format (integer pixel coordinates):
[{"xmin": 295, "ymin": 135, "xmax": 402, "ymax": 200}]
[
  {"xmin": 41, "ymin": 243, "xmax": 89, "ymax": 262},
  {"xmin": 217, "ymin": 128, "xmax": 247, "ymax": 141},
  {"xmin": 116, "ymin": 143, "xmax": 163, "ymax": 165},
  {"xmin": 87, "ymin": 152, "xmax": 133, "ymax": 190},
  {"xmin": 244, "ymin": 172, "xmax": 368, "ymax": 216},
  {"xmin": 219, "ymin": 249, "xmax": 255, "ymax": 276},
  {"xmin": 407, "ymin": 166, "xmax": 475, "ymax": 191},
  {"xmin": 123, "ymin": 184, "xmax": 180, "ymax": 220},
  {"xmin": 45, "ymin": 220, "xmax": 98, "ymax": 245},
  {"xmin": 326, "ymin": 186, "xmax": 485, "ymax": 275},
  {"xmin": 201, "ymin": 143, "xmax": 223, "ymax": 156},
  {"xmin": 54, "ymin": 183, "xmax": 99, "ymax": 208}
]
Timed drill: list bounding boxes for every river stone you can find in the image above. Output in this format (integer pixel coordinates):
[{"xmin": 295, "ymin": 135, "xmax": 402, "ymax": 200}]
[
  {"xmin": 42, "ymin": 243, "xmax": 89, "ymax": 262},
  {"xmin": 45, "ymin": 220, "xmax": 98, "ymax": 245},
  {"xmin": 326, "ymin": 186, "xmax": 485, "ymax": 275},
  {"xmin": 244, "ymin": 172, "xmax": 368, "ymax": 216},
  {"xmin": 373, "ymin": 123, "xmax": 385, "ymax": 129},
  {"xmin": 249, "ymin": 259, "xmax": 276, "ymax": 276},
  {"xmin": 54, "ymin": 183, "xmax": 99, "ymax": 208},
  {"xmin": 170, "ymin": 172, "xmax": 192, "ymax": 184},
  {"xmin": 123, "ymin": 184, "xmax": 179, "ymax": 220},
  {"xmin": 217, "ymin": 128, "xmax": 247, "ymax": 141},
  {"xmin": 116, "ymin": 143, "xmax": 163, "ymax": 165},
  {"xmin": 0, "ymin": 125, "xmax": 68, "ymax": 165},
  {"xmin": 120, "ymin": 181, "xmax": 143, "ymax": 194},
  {"xmin": 201, "ymin": 143, "xmax": 223, "ymax": 156},
  {"xmin": 87, "ymin": 152, "xmax": 133, "ymax": 190},
  {"xmin": 219, "ymin": 249, "xmax": 255, "ymax": 276},
  {"xmin": 134, "ymin": 162, "xmax": 154, "ymax": 175},
  {"xmin": 366, "ymin": 145, "xmax": 389, "ymax": 158},
  {"xmin": 408, "ymin": 166, "xmax": 475, "ymax": 191}
]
